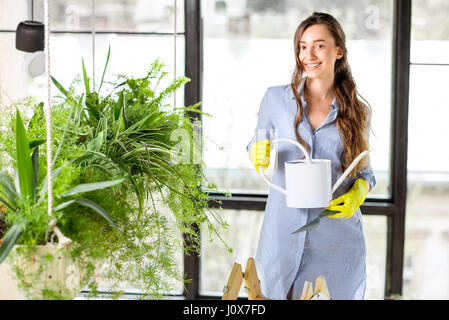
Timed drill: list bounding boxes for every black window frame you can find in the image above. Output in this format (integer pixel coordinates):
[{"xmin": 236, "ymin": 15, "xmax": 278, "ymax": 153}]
[{"xmin": 183, "ymin": 0, "xmax": 411, "ymax": 300}]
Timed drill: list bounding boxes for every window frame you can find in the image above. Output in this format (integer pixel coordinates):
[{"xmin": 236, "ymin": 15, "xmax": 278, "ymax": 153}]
[{"xmin": 184, "ymin": 0, "xmax": 411, "ymax": 299}]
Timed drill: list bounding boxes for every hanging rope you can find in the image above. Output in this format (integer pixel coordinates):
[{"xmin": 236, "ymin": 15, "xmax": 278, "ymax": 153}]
[
  {"xmin": 174, "ymin": 0, "xmax": 177, "ymax": 108},
  {"xmin": 43, "ymin": 0, "xmax": 53, "ymax": 218},
  {"xmin": 44, "ymin": 0, "xmax": 72, "ymax": 248},
  {"xmin": 92, "ymin": 0, "xmax": 96, "ymax": 91}
]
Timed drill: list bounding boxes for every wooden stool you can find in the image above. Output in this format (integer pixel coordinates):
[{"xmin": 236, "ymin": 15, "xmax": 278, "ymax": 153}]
[
  {"xmin": 222, "ymin": 258, "xmax": 267, "ymax": 300},
  {"xmin": 222, "ymin": 257, "xmax": 330, "ymax": 300},
  {"xmin": 221, "ymin": 262, "xmax": 243, "ymax": 300},
  {"xmin": 243, "ymin": 258, "xmax": 268, "ymax": 300},
  {"xmin": 300, "ymin": 276, "xmax": 331, "ymax": 300}
]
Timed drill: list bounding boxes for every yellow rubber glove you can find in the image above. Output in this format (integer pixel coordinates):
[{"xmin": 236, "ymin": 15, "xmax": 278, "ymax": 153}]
[
  {"xmin": 250, "ymin": 139, "xmax": 271, "ymax": 173},
  {"xmin": 326, "ymin": 178, "xmax": 369, "ymax": 219}
]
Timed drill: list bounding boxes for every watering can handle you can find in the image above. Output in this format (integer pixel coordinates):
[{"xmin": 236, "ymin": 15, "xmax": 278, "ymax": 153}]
[{"xmin": 258, "ymin": 139, "xmax": 311, "ymax": 195}]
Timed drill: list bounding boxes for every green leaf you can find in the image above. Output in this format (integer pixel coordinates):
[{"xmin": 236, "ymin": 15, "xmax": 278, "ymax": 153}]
[
  {"xmin": 114, "ymin": 90, "xmax": 123, "ymax": 121},
  {"xmin": 0, "ymin": 172, "xmax": 17, "ymax": 207},
  {"xmin": 29, "ymin": 102, "xmax": 44, "ymax": 130},
  {"xmin": 53, "ymin": 200, "xmax": 76, "ymax": 212},
  {"xmin": 31, "ymin": 147, "xmax": 39, "ymax": 201},
  {"xmin": 29, "ymin": 139, "xmax": 46, "ymax": 150},
  {"xmin": 0, "ymin": 196, "xmax": 15, "ymax": 211},
  {"xmin": 61, "ymin": 179, "xmax": 124, "ymax": 197},
  {"xmin": 74, "ymin": 199, "xmax": 119, "ymax": 232},
  {"xmin": 82, "ymin": 58, "xmax": 90, "ymax": 95},
  {"xmin": 51, "ymin": 76, "xmax": 69, "ymax": 96},
  {"xmin": 123, "ymin": 110, "xmax": 160, "ymax": 133},
  {"xmin": 52, "ymin": 103, "xmax": 75, "ymax": 167},
  {"xmin": 85, "ymin": 98, "xmax": 100, "ymax": 121},
  {"xmin": 54, "ymin": 198, "xmax": 119, "ymax": 233},
  {"xmin": 98, "ymin": 45, "xmax": 111, "ymax": 94},
  {"xmin": 15, "ymin": 110, "xmax": 34, "ymax": 202},
  {"xmin": 0, "ymin": 223, "xmax": 23, "ymax": 264},
  {"xmin": 87, "ymin": 131, "xmax": 105, "ymax": 152},
  {"xmin": 37, "ymin": 167, "xmax": 62, "ymax": 206}
]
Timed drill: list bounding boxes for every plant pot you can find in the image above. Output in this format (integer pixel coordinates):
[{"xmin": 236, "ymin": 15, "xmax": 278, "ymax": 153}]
[{"xmin": 0, "ymin": 243, "xmax": 89, "ymax": 300}]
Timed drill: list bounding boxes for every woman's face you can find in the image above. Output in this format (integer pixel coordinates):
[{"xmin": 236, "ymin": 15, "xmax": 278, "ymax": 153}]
[{"xmin": 298, "ymin": 24, "xmax": 343, "ymax": 80}]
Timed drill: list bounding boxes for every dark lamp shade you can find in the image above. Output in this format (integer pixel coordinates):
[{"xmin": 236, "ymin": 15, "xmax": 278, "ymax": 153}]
[{"xmin": 16, "ymin": 20, "xmax": 45, "ymax": 52}]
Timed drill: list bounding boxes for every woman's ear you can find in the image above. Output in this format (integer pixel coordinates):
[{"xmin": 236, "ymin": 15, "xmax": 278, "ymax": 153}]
[{"xmin": 336, "ymin": 47, "xmax": 344, "ymax": 60}]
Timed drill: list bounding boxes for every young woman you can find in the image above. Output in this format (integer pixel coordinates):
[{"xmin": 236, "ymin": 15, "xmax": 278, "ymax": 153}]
[{"xmin": 247, "ymin": 12, "xmax": 376, "ymax": 300}]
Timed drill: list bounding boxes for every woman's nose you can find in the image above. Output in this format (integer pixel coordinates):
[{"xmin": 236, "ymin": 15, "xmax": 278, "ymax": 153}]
[{"xmin": 305, "ymin": 47, "xmax": 316, "ymax": 58}]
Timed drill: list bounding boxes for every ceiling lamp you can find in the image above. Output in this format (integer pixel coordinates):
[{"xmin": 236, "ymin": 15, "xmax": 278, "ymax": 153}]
[{"xmin": 15, "ymin": 0, "xmax": 45, "ymax": 77}]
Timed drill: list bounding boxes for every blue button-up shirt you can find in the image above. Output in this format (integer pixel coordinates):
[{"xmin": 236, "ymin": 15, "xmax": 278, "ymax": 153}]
[{"xmin": 247, "ymin": 79, "xmax": 376, "ymax": 300}]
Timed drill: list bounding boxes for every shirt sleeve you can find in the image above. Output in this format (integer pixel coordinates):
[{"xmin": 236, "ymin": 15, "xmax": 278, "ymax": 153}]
[
  {"xmin": 355, "ymin": 112, "xmax": 376, "ymax": 191},
  {"xmin": 356, "ymin": 165, "xmax": 376, "ymax": 191},
  {"xmin": 246, "ymin": 88, "xmax": 275, "ymax": 153}
]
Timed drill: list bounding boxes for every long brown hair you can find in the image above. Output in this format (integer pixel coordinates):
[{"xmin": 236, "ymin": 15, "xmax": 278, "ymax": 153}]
[{"xmin": 291, "ymin": 12, "xmax": 372, "ymax": 177}]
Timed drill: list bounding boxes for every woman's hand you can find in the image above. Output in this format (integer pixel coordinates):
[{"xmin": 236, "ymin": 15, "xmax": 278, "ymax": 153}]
[
  {"xmin": 249, "ymin": 139, "xmax": 271, "ymax": 173},
  {"xmin": 326, "ymin": 178, "xmax": 369, "ymax": 219}
]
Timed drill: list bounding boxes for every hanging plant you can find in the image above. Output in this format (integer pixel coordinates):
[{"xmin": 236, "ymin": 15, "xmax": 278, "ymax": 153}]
[
  {"xmin": 0, "ymin": 47, "xmax": 231, "ymax": 299},
  {"xmin": 0, "ymin": 109, "xmax": 124, "ymax": 299}
]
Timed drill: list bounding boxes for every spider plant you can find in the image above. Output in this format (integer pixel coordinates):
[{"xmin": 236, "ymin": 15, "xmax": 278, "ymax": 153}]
[
  {"xmin": 0, "ymin": 109, "xmax": 123, "ymax": 264},
  {"xmin": 50, "ymin": 47, "xmax": 228, "ymax": 254}
]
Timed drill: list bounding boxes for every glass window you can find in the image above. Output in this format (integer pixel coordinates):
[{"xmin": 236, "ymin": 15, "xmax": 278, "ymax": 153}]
[
  {"xmin": 200, "ymin": 209, "xmax": 264, "ymax": 297},
  {"xmin": 202, "ymin": 0, "xmax": 394, "ymax": 199},
  {"xmin": 15, "ymin": 0, "xmax": 184, "ymax": 33},
  {"xmin": 200, "ymin": 209, "xmax": 386, "ymax": 299},
  {"xmin": 0, "ymin": 33, "xmax": 184, "ymax": 108},
  {"xmin": 404, "ymin": 0, "xmax": 449, "ymax": 299},
  {"xmin": 411, "ymin": 0, "xmax": 449, "ymax": 64},
  {"xmin": 403, "ymin": 178, "xmax": 449, "ymax": 299},
  {"xmin": 363, "ymin": 215, "xmax": 387, "ymax": 300},
  {"xmin": 0, "ymin": 0, "xmax": 29, "ymax": 30}
]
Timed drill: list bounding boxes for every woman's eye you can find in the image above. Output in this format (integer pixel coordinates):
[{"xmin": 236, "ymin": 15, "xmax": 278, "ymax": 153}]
[
  {"xmin": 300, "ymin": 46, "xmax": 306, "ymax": 50},
  {"xmin": 316, "ymin": 44, "xmax": 324, "ymax": 49}
]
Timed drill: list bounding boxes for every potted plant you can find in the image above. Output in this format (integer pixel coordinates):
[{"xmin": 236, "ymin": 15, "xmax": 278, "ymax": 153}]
[
  {"xmin": 0, "ymin": 48, "xmax": 230, "ymax": 299},
  {"xmin": 0, "ymin": 109, "xmax": 123, "ymax": 299}
]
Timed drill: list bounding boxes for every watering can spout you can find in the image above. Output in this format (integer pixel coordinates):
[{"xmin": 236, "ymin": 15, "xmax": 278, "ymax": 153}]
[{"xmin": 331, "ymin": 150, "xmax": 370, "ymax": 194}]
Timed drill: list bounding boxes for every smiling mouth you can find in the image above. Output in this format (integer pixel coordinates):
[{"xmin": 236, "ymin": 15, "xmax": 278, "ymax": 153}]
[{"xmin": 305, "ymin": 62, "xmax": 322, "ymax": 69}]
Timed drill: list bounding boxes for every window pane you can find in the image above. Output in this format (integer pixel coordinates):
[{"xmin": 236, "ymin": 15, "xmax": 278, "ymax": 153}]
[
  {"xmin": 411, "ymin": 0, "xmax": 449, "ymax": 64},
  {"xmin": 15, "ymin": 0, "xmax": 185, "ymax": 33},
  {"xmin": 363, "ymin": 215, "xmax": 387, "ymax": 300},
  {"xmin": 0, "ymin": 32, "xmax": 184, "ymax": 108},
  {"xmin": 0, "ymin": 32, "xmax": 50, "ymax": 106},
  {"xmin": 407, "ymin": 66, "xmax": 449, "ymax": 174},
  {"xmin": 200, "ymin": 209, "xmax": 264, "ymax": 297},
  {"xmin": 405, "ymin": 3, "xmax": 449, "ymax": 298},
  {"xmin": 202, "ymin": 0, "xmax": 393, "ymax": 198},
  {"xmin": 404, "ymin": 183, "xmax": 449, "ymax": 299},
  {"xmin": 200, "ymin": 209, "xmax": 386, "ymax": 299},
  {"xmin": 403, "ymin": 65, "xmax": 449, "ymax": 299},
  {"xmin": 0, "ymin": 0, "xmax": 28, "ymax": 30}
]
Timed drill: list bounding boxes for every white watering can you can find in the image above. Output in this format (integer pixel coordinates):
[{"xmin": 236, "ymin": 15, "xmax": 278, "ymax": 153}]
[{"xmin": 259, "ymin": 138, "xmax": 369, "ymax": 208}]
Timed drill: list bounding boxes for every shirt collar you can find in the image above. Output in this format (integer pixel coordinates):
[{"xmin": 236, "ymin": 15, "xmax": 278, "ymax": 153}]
[{"xmin": 290, "ymin": 77, "xmax": 339, "ymax": 111}]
